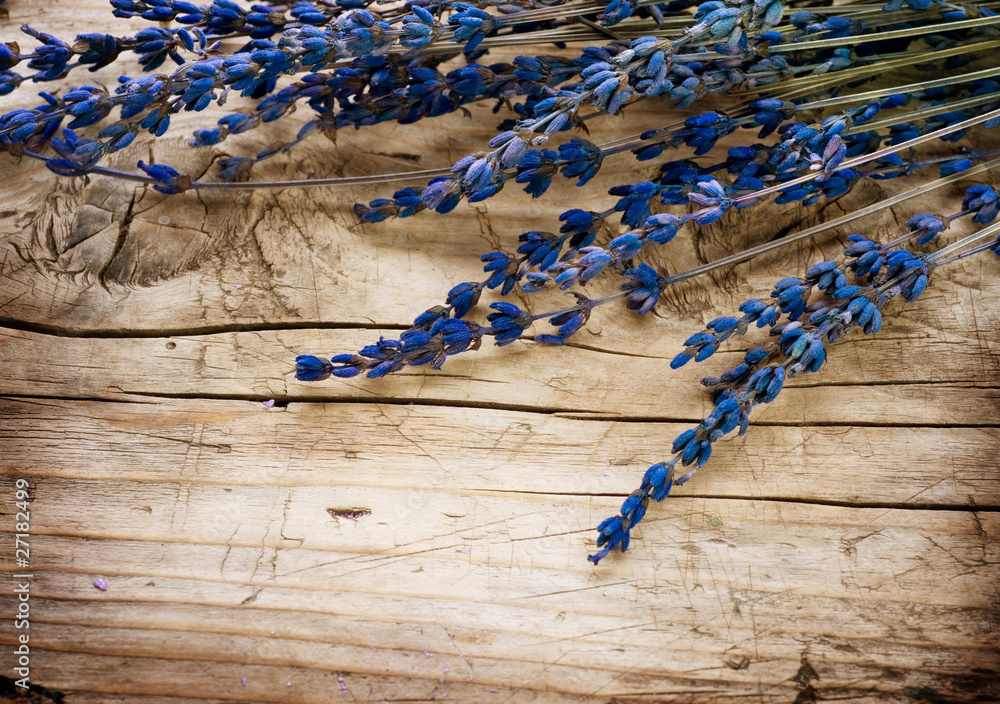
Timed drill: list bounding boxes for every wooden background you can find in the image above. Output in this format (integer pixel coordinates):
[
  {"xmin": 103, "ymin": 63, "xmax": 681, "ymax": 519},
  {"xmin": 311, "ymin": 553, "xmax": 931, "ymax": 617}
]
[{"xmin": 1, "ymin": 1, "xmax": 999, "ymax": 701}]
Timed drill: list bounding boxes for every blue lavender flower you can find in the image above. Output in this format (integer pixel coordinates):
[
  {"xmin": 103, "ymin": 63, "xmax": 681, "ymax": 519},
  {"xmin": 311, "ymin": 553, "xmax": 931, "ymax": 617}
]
[
  {"xmin": 481, "ymin": 251, "xmax": 522, "ymax": 295},
  {"xmin": 964, "ymin": 185, "xmax": 999, "ymax": 224},
  {"xmin": 906, "ymin": 214, "xmax": 948, "ymax": 244},
  {"xmin": 535, "ymin": 293, "xmax": 594, "ymax": 345},
  {"xmin": 557, "ymin": 139, "xmax": 604, "ymax": 187},
  {"xmin": 295, "ymin": 355, "xmax": 333, "ymax": 382},
  {"xmin": 137, "ymin": 160, "xmax": 192, "ymax": 194},
  {"xmin": 486, "ymin": 302, "xmax": 533, "ymax": 346},
  {"xmin": 621, "ymin": 262, "xmax": 666, "ymax": 315},
  {"xmin": 449, "ymin": 3, "xmax": 497, "ymax": 52}
]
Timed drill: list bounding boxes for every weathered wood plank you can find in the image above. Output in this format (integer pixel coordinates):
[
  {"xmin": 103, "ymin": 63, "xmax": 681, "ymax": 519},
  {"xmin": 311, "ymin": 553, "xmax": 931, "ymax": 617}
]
[
  {"xmin": 3, "ymin": 397, "xmax": 997, "ymax": 698},
  {"xmin": 2, "ymin": 328, "xmax": 999, "ymax": 425},
  {"xmin": 0, "ymin": 618, "xmax": 994, "ymax": 702},
  {"xmin": 2, "ymin": 398, "xmax": 998, "ymax": 698},
  {"xmin": 0, "ymin": 5, "xmax": 997, "ymax": 343},
  {"xmin": 1, "ymin": 501, "xmax": 996, "ymax": 700},
  {"xmin": 2, "ymin": 0, "xmax": 999, "ymax": 701},
  {"xmin": 0, "ymin": 649, "xmax": 586, "ymax": 703},
  {"xmin": 1, "ymin": 398, "xmax": 997, "ymax": 506},
  {"xmin": 13, "ymin": 501, "xmax": 1000, "ymax": 610}
]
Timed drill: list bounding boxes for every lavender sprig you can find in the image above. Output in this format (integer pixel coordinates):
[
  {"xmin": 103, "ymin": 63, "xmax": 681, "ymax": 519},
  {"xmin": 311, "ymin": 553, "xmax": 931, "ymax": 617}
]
[
  {"xmin": 295, "ymin": 173, "xmax": 999, "ymax": 381},
  {"xmin": 588, "ymin": 217, "xmax": 1000, "ymax": 564}
]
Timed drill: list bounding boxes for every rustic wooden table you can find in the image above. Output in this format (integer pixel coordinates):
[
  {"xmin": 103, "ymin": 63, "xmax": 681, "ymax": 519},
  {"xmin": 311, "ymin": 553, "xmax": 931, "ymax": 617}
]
[{"xmin": 1, "ymin": 1, "xmax": 999, "ymax": 701}]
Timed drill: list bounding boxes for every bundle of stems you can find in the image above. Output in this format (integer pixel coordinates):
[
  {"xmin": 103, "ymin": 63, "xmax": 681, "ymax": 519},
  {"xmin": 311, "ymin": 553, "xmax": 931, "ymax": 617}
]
[{"xmin": 1, "ymin": 0, "xmax": 998, "ymax": 561}]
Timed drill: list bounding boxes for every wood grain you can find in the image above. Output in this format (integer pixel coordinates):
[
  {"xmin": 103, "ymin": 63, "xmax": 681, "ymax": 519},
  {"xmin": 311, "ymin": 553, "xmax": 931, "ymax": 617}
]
[{"xmin": 1, "ymin": 0, "xmax": 999, "ymax": 702}]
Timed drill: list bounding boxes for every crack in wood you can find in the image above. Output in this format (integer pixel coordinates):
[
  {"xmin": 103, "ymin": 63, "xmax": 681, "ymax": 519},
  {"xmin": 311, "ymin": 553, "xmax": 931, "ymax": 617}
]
[{"xmin": 3, "ymin": 392, "xmax": 999, "ymax": 429}]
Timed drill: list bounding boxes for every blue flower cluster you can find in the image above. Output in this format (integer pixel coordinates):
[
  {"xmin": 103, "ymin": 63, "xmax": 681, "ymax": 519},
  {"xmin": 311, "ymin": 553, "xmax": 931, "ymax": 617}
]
[
  {"xmin": 842, "ymin": 185, "xmax": 999, "ymax": 280},
  {"xmin": 2, "ymin": 0, "xmax": 995, "ymax": 196},
  {"xmin": 295, "ymin": 300, "xmax": 538, "ymax": 380},
  {"xmin": 3, "ymin": 0, "xmax": 597, "ymax": 179}
]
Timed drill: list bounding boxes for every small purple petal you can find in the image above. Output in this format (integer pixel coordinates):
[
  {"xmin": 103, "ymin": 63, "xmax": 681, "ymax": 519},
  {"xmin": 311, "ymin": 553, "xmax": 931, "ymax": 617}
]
[
  {"xmin": 93, "ymin": 578, "xmax": 108, "ymax": 591},
  {"xmin": 262, "ymin": 399, "xmax": 276, "ymax": 409}
]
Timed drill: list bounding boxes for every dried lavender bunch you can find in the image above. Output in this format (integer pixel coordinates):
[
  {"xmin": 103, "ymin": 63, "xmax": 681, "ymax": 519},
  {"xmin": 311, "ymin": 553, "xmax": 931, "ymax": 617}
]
[
  {"xmin": 3, "ymin": 0, "xmax": 999, "ymax": 562},
  {"xmin": 355, "ymin": 5, "xmax": 1000, "ymax": 219},
  {"xmin": 3, "ymin": 0, "xmax": 999, "ymax": 190}
]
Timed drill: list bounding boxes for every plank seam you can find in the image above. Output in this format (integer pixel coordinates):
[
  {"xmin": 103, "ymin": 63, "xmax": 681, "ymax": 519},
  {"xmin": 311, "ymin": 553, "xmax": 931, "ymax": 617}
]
[{"xmin": 2, "ymin": 393, "xmax": 999, "ymax": 428}]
